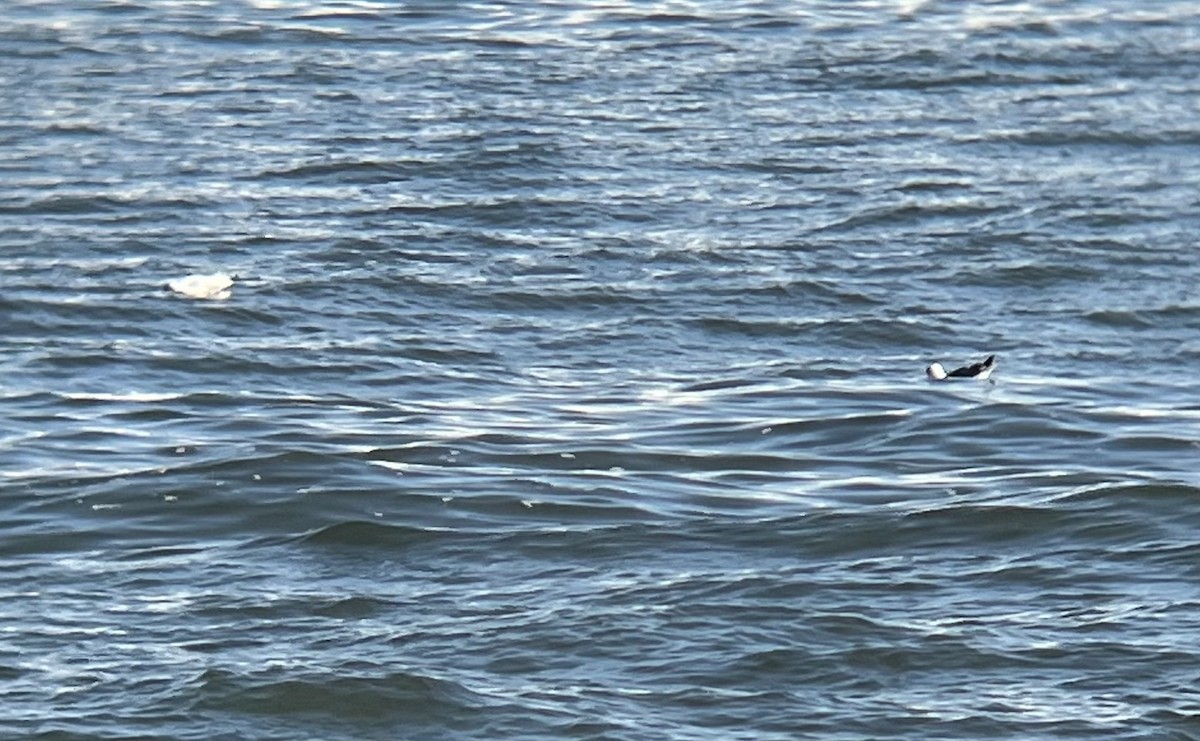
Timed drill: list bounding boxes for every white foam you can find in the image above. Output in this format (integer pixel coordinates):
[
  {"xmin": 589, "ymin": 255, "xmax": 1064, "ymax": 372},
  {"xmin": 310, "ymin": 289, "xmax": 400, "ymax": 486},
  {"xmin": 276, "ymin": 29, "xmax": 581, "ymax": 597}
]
[{"xmin": 60, "ymin": 391, "xmax": 181, "ymax": 403}]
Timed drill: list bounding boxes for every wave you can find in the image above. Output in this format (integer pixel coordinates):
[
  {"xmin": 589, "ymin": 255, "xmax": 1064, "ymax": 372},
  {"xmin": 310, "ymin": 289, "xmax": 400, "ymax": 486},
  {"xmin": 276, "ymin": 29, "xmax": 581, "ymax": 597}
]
[
  {"xmin": 295, "ymin": 520, "xmax": 455, "ymax": 549},
  {"xmin": 190, "ymin": 665, "xmax": 506, "ymax": 729}
]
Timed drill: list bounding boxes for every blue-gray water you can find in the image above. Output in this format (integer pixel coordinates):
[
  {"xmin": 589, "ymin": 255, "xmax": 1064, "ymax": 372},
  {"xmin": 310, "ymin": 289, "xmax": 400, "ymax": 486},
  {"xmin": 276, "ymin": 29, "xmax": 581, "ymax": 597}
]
[{"xmin": 4, "ymin": 1, "xmax": 1200, "ymax": 738}]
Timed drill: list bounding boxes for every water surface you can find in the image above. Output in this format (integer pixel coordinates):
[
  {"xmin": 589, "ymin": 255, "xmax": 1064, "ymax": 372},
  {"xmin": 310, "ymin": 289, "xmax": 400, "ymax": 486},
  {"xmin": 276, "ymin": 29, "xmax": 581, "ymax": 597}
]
[{"xmin": 3, "ymin": 1, "xmax": 1200, "ymax": 738}]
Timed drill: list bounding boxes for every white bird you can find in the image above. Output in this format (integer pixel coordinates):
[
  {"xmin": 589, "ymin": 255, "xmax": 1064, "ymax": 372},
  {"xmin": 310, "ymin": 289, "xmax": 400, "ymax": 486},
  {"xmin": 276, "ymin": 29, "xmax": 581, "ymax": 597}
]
[
  {"xmin": 926, "ymin": 354, "xmax": 996, "ymax": 381},
  {"xmin": 167, "ymin": 272, "xmax": 234, "ymax": 300}
]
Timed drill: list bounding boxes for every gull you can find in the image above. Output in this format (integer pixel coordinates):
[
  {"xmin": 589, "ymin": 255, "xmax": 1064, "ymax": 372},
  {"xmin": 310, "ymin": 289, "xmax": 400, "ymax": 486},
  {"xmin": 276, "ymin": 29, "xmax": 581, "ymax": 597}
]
[
  {"xmin": 167, "ymin": 272, "xmax": 234, "ymax": 300},
  {"xmin": 926, "ymin": 354, "xmax": 996, "ymax": 381}
]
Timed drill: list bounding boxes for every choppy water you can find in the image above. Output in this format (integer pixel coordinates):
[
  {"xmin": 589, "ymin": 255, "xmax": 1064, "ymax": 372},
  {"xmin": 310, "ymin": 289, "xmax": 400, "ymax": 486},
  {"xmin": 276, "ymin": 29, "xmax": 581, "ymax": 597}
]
[{"xmin": 4, "ymin": 1, "xmax": 1200, "ymax": 738}]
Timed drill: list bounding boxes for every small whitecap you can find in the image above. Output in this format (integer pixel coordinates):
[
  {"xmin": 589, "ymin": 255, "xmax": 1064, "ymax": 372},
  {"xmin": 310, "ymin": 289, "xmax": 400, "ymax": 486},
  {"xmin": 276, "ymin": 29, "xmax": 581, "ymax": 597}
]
[
  {"xmin": 61, "ymin": 391, "xmax": 180, "ymax": 403},
  {"xmin": 368, "ymin": 460, "xmax": 407, "ymax": 476}
]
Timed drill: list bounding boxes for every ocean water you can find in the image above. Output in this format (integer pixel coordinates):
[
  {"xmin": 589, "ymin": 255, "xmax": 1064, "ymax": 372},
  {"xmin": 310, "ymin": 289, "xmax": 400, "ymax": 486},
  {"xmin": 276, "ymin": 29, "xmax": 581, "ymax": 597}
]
[{"xmin": 3, "ymin": 1, "xmax": 1200, "ymax": 738}]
